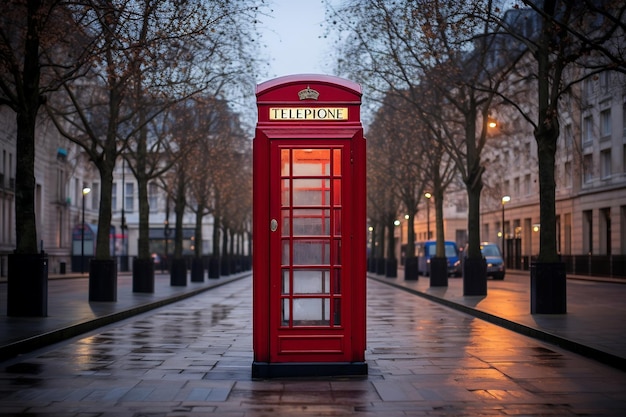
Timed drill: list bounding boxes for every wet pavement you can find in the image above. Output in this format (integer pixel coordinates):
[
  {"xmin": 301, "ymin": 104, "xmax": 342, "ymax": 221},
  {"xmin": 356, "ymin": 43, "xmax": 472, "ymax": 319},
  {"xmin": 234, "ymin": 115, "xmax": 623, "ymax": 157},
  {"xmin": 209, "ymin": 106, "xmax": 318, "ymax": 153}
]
[
  {"xmin": 0, "ymin": 272, "xmax": 247, "ymax": 360},
  {"xmin": 0, "ymin": 272, "xmax": 625, "ymax": 415},
  {"xmin": 372, "ymin": 269, "xmax": 626, "ymax": 370}
]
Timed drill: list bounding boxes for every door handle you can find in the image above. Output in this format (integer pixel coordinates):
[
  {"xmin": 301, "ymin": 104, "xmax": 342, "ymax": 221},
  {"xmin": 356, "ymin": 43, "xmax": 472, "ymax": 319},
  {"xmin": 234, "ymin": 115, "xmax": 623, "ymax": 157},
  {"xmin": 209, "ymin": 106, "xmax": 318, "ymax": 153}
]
[{"xmin": 270, "ymin": 219, "xmax": 278, "ymax": 232}]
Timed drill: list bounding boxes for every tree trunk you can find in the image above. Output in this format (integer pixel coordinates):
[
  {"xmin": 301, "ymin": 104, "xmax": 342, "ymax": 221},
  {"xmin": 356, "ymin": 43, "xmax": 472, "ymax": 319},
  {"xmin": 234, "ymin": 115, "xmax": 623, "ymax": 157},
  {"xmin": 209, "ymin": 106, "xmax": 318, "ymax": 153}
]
[
  {"xmin": 221, "ymin": 225, "xmax": 230, "ymax": 275},
  {"xmin": 212, "ymin": 214, "xmax": 221, "ymax": 258},
  {"xmin": 15, "ymin": 108, "xmax": 38, "ymax": 254},
  {"xmin": 385, "ymin": 215, "xmax": 397, "ymax": 278},
  {"xmin": 94, "ymin": 158, "xmax": 115, "ymax": 260},
  {"xmin": 173, "ymin": 171, "xmax": 186, "ymax": 259},
  {"xmin": 191, "ymin": 207, "xmax": 205, "ymax": 282},
  {"xmin": 132, "ymin": 121, "xmax": 154, "ymax": 292},
  {"xmin": 170, "ymin": 170, "xmax": 187, "ymax": 286},
  {"xmin": 136, "ymin": 119, "xmax": 151, "ymax": 261},
  {"xmin": 14, "ymin": 0, "xmax": 42, "ymax": 255},
  {"xmin": 530, "ymin": 0, "xmax": 566, "ymax": 314},
  {"xmin": 535, "ymin": 1, "xmax": 560, "ymax": 264},
  {"xmin": 434, "ymin": 189, "xmax": 446, "ymax": 258},
  {"xmin": 463, "ymin": 103, "xmax": 486, "ymax": 295},
  {"xmin": 430, "ymin": 188, "xmax": 448, "ymax": 287},
  {"xmin": 194, "ymin": 205, "xmax": 204, "ymax": 258},
  {"xmin": 405, "ymin": 212, "xmax": 415, "ymax": 259}
]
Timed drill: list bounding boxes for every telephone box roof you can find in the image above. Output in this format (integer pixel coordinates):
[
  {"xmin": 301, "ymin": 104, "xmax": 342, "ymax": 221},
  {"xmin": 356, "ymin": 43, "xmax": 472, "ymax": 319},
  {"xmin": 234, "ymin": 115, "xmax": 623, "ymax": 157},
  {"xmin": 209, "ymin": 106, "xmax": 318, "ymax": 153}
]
[{"xmin": 256, "ymin": 74, "xmax": 362, "ymax": 98}]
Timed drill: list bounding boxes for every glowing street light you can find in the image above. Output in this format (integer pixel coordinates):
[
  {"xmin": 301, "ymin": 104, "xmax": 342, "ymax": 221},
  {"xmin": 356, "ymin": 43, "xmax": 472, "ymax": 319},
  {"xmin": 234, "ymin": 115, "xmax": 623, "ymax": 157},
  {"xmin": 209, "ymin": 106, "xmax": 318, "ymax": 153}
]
[
  {"xmin": 501, "ymin": 195, "xmax": 511, "ymax": 265},
  {"xmin": 424, "ymin": 192, "xmax": 432, "ymax": 240},
  {"xmin": 81, "ymin": 186, "xmax": 91, "ymax": 274}
]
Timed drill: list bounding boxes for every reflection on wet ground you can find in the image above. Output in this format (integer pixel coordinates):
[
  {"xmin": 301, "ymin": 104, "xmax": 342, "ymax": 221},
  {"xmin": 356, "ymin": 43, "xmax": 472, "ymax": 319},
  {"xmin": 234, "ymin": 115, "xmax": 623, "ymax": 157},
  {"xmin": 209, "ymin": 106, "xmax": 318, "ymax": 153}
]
[{"xmin": 0, "ymin": 277, "xmax": 625, "ymax": 416}]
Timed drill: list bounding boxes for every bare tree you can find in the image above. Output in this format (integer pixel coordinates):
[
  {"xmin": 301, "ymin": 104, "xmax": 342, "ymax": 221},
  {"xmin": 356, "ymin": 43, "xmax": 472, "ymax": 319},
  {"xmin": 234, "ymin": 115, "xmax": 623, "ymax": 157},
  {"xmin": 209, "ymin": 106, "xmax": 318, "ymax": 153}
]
[
  {"xmin": 327, "ymin": 0, "xmax": 523, "ymax": 293},
  {"xmin": 484, "ymin": 0, "xmax": 626, "ymax": 312},
  {"xmin": 122, "ymin": 0, "xmax": 262, "ymax": 287},
  {"xmin": 366, "ymin": 102, "xmax": 402, "ymax": 277},
  {"xmin": 47, "ymin": 0, "xmax": 262, "ymax": 295},
  {"xmin": 0, "ymin": 0, "xmax": 93, "ymax": 314},
  {"xmin": 184, "ymin": 97, "xmax": 249, "ymax": 280}
]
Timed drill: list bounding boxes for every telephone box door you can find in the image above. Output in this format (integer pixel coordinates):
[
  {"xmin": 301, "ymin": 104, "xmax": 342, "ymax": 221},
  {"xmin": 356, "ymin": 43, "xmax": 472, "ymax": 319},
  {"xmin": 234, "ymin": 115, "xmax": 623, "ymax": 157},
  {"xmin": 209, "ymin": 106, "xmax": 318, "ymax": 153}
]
[{"xmin": 269, "ymin": 141, "xmax": 353, "ymax": 363}]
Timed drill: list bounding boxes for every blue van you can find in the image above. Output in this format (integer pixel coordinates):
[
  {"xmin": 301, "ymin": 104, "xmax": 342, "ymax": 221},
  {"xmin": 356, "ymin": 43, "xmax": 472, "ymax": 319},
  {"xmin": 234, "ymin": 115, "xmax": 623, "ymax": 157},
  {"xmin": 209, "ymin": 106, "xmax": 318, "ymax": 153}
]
[{"xmin": 416, "ymin": 241, "xmax": 462, "ymax": 277}]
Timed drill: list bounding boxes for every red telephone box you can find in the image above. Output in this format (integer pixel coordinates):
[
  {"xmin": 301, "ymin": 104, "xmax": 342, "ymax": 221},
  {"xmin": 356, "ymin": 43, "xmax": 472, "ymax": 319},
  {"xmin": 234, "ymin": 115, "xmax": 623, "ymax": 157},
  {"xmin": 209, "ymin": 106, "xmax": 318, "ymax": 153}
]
[{"xmin": 252, "ymin": 74, "xmax": 367, "ymax": 378}]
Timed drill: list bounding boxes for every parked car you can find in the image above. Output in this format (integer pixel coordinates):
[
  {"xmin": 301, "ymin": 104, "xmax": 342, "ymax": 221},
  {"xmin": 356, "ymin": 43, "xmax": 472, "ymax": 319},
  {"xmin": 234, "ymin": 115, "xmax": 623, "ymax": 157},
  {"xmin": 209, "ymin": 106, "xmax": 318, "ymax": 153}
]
[
  {"xmin": 480, "ymin": 242, "xmax": 505, "ymax": 280},
  {"xmin": 416, "ymin": 241, "xmax": 462, "ymax": 277},
  {"xmin": 463, "ymin": 242, "xmax": 505, "ymax": 280}
]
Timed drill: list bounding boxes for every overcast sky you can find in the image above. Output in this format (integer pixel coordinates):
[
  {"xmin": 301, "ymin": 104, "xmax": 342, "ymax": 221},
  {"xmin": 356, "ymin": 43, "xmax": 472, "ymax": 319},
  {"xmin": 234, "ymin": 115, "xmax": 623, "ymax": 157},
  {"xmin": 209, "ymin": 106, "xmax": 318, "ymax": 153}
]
[{"xmin": 259, "ymin": 0, "xmax": 335, "ymax": 81}]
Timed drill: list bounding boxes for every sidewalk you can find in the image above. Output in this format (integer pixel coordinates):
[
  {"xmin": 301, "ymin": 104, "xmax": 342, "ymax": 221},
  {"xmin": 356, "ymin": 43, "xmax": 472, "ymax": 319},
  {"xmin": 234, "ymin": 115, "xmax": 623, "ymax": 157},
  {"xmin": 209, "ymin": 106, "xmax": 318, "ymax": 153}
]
[
  {"xmin": 2, "ymin": 268, "xmax": 625, "ymax": 371},
  {"xmin": 370, "ymin": 268, "xmax": 626, "ymax": 371},
  {"xmin": 0, "ymin": 271, "xmax": 250, "ymax": 361},
  {"xmin": 1, "ymin": 274, "xmax": 625, "ymax": 416}
]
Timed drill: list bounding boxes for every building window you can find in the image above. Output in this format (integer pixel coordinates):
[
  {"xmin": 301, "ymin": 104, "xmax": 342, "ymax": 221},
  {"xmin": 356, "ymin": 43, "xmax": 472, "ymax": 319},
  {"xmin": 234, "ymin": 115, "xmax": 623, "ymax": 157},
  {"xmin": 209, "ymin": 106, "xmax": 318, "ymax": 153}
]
[
  {"xmin": 622, "ymin": 99, "xmax": 626, "ymax": 137},
  {"xmin": 583, "ymin": 210, "xmax": 593, "ymax": 254},
  {"xmin": 599, "ymin": 72, "xmax": 610, "ymax": 93},
  {"xmin": 601, "ymin": 149, "xmax": 611, "ymax": 179},
  {"xmin": 112, "ymin": 182, "xmax": 117, "ymax": 212},
  {"xmin": 513, "ymin": 177, "xmax": 520, "ymax": 197},
  {"xmin": 583, "ymin": 115, "xmax": 594, "ymax": 146},
  {"xmin": 525, "ymin": 142, "xmax": 531, "ymax": 164},
  {"xmin": 600, "ymin": 208, "xmax": 611, "ymax": 255},
  {"xmin": 564, "ymin": 124, "xmax": 573, "ymax": 148},
  {"xmin": 149, "ymin": 182, "xmax": 158, "ymax": 213},
  {"xmin": 584, "ymin": 78, "xmax": 594, "ymax": 100},
  {"xmin": 564, "ymin": 161, "xmax": 572, "ymax": 188},
  {"xmin": 600, "ymin": 108, "xmax": 611, "ymax": 138},
  {"xmin": 524, "ymin": 174, "xmax": 531, "ymax": 195},
  {"xmin": 125, "ymin": 182, "xmax": 134, "ymax": 212},
  {"xmin": 583, "ymin": 154, "xmax": 593, "ymax": 183},
  {"xmin": 91, "ymin": 183, "xmax": 99, "ymax": 210},
  {"xmin": 56, "ymin": 169, "xmax": 66, "ymax": 202},
  {"xmin": 75, "ymin": 178, "xmax": 80, "ymax": 207}
]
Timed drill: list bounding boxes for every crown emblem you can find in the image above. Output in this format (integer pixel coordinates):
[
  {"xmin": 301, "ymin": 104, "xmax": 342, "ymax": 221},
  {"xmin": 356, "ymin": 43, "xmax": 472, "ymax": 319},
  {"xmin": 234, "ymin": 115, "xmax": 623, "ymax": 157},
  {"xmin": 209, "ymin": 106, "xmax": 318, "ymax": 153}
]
[{"xmin": 298, "ymin": 86, "xmax": 319, "ymax": 100}]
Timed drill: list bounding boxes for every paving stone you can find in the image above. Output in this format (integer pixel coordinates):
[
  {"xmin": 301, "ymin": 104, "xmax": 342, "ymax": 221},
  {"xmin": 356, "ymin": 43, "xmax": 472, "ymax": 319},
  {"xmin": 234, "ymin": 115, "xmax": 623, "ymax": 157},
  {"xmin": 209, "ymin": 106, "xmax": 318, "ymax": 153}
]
[{"xmin": 0, "ymin": 276, "xmax": 625, "ymax": 415}]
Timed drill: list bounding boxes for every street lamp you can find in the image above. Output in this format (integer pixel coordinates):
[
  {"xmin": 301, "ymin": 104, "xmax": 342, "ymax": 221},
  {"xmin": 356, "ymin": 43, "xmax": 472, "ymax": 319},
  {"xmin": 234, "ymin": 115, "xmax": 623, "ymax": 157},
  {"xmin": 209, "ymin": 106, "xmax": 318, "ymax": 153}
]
[
  {"xmin": 81, "ymin": 186, "xmax": 91, "ymax": 274},
  {"xmin": 501, "ymin": 195, "xmax": 511, "ymax": 266},
  {"xmin": 424, "ymin": 192, "xmax": 432, "ymax": 240}
]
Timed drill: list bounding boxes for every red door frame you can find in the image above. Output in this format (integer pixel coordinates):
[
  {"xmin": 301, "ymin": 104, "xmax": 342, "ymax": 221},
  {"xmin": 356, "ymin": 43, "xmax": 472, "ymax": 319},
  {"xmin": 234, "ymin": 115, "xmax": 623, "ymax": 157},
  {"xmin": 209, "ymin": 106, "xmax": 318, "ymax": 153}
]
[
  {"xmin": 269, "ymin": 140, "xmax": 353, "ymax": 363},
  {"xmin": 253, "ymin": 75, "xmax": 366, "ymax": 378}
]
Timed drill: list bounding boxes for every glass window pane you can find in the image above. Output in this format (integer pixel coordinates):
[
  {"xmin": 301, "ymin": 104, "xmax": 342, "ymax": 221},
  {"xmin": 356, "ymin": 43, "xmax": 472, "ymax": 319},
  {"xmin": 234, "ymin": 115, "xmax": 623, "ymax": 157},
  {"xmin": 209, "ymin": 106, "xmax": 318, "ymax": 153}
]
[
  {"xmin": 292, "ymin": 298, "xmax": 330, "ymax": 326},
  {"xmin": 292, "ymin": 240, "xmax": 330, "ymax": 265},
  {"xmin": 282, "ymin": 269, "xmax": 290, "ymax": 294},
  {"xmin": 281, "ymin": 149, "xmax": 290, "ymax": 176},
  {"xmin": 293, "ymin": 269, "xmax": 330, "ymax": 294},
  {"xmin": 333, "ymin": 269, "xmax": 341, "ymax": 294},
  {"xmin": 281, "ymin": 179, "xmax": 290, "ymax": 206},
  {"xmin": 281, "ymin": 209, "xmax": 290, "ymax": 235},
  {"xmin": 333, "ymin": 299, "xmax": 341, "ymax": 325},
  {"xmin": 333, "ymin": 209, "xmax": 341, "ymax": 235},
  {"xmin": 333, "ymin": 149, "xmax": 342, "ymax": 175},
  {"xmin": 282, "ymin": 298, "xmax": 290, "ymax": 326},
  {"xmin": 293, "ymin": 149, "xmax": 330, "ymax": 176},
  {"xmin": 332, "ymin": 239, "xmax": 341, "ymax": 264},
  {"xmin": 293, "ymin": 179, "xmax": 330, "ymax": 206},
  {"xmin": 282, "ymin": 240, "xmax": 290, "ymax": 265},
  {"xmin": 333, "ymin": 179, "xmax": 341, "ymax": 205},
  {"xmin": 292, "ymin": 209, "xmax": 330, "ymax": 235}
]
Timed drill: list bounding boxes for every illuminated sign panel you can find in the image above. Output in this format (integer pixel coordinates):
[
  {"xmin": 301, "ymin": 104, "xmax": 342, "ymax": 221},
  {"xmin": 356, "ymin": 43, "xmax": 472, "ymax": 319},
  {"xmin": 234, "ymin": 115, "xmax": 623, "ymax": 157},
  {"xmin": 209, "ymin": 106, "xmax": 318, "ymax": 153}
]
[{"xmin": 269, "ymin": 107, "xmax": 349, "ymax": 121}]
